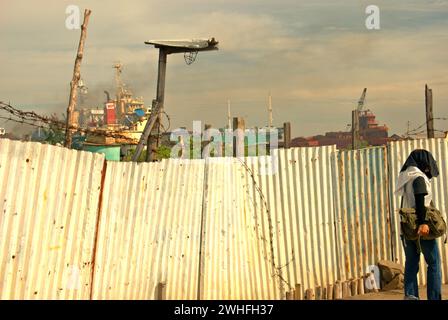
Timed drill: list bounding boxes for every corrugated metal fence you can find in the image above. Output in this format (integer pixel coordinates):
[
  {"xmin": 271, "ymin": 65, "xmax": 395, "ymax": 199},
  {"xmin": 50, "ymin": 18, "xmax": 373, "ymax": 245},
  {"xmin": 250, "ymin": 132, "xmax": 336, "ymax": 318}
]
[{"xmin": 1, "ymin": 137, "xmax": 447, "ymax": 299}]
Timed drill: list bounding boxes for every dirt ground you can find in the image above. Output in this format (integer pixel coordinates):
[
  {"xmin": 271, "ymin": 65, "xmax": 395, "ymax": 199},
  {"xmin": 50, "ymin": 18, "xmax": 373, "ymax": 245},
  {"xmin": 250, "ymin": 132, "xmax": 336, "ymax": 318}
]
[{"xmin": 346, "ymin": 285, "xmax": 448, "ymax": 300}]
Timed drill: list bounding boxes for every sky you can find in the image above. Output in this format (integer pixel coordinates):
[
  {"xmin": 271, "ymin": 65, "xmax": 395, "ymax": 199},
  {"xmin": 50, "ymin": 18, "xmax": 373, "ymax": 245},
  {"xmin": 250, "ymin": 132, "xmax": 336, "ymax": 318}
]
[{"xmin": 1, "ymin": 0, "xmax": 448, "ymax": 137}]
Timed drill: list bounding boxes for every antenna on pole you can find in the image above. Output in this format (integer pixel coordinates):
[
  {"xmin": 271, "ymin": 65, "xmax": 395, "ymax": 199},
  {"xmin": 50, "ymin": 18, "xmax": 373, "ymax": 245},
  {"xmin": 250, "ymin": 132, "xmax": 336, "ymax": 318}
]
[
  {"xmin": 268, "ymin": 93, "xmax": 273, "ymax": 128},
  {"xmin": 425, "ymin": 84, "xmax": 435, "ymax": 139},
  {"xmin": 227, "ymin": 99, "xmax": 232, "ymax": 130},
  {"xmin": 113, "ymin": 62, "xmax": 123, "ymax": 100}
]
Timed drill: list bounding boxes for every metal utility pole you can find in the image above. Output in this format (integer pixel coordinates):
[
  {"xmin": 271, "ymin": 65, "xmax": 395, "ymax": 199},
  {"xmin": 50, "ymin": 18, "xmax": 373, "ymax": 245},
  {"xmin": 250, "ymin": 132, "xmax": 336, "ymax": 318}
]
[
  {"xmin": 425, "ymin": 84, "xmax": 435, "ymax": 139},
  {"xmin": 268, "ymin": 93, "xmax": 273, "ymax": 128},
  {"xmin": 65, "ymin": 9, "xmax": 92, "ymax": 148},
  {"xmin": 352, "ymin": 110, "xmax": 360, "ymax": 149},
  {"xmin": 233, "ymin": 117, "xmax": 245, "ymax": 157},
  {"xmin": 146, "ymin": 49, "xmax": 168, "ymax": 161},
  {"xmin": 227, "ymin": 99, "xmax": 232, "ymax": 129},
  {"xmin": 132, "ymin": 38, "xmax": 219, "ymax": 162},
  {"xmin": 202, "ymin": 123, "xmax": 212, "ymax": 158},
  {"xmin": 132, "ymin": 100, "xmax": 161, "ymax": 161},
  {"xmin": 283, "ymin": 122, "xmax": 291, "ymax": 149}
]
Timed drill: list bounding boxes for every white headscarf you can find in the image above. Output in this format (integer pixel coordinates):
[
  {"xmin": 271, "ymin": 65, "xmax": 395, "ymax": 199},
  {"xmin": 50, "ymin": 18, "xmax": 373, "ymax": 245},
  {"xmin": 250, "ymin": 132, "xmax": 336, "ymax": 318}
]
[{"xmin": 395, "ymin": 166, "xmax": 432, "ymax": 208}]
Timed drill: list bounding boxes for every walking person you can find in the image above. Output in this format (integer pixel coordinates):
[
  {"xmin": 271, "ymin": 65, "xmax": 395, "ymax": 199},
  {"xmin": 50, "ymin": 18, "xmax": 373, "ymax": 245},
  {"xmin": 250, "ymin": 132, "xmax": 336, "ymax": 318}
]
[{"xmin": 395, "ymin": 149, "xmax": 442, "ymax": 300}]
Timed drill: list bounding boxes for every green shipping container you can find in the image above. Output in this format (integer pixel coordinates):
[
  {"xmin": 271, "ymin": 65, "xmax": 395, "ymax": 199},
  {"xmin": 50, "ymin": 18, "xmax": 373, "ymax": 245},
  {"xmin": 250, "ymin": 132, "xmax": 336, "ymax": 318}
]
[{"xmin": 83, "ymin": 144, "xmax": 121, "ymax": 161}]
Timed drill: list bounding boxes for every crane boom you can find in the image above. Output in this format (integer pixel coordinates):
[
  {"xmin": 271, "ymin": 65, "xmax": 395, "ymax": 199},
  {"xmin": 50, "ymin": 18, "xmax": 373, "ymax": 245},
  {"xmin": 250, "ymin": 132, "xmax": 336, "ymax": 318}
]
[{"xmin": 358, "ymin": 88, "xmax": 367, "ymax": 111}]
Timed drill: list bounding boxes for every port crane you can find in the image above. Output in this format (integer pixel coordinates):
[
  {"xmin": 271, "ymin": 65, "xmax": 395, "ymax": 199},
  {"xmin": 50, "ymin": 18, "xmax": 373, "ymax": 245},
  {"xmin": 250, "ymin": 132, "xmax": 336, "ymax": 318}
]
[
  {"xmin": 357, "ymin": 88, "xmax": 367, "ymax": 111},
  {"xmin": 352, "ymin": 88, "xmax": 367, "ymax": 149}
]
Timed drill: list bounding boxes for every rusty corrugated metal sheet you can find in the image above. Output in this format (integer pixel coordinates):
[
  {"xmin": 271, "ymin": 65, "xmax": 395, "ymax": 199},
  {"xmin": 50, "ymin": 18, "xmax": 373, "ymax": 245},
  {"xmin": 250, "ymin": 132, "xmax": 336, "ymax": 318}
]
[
  {"xmin": 0, "ymin": 139, "xmax": 105, "ymax": 299},
  {"xmin": 333, "ymin": 147, "xmax": 393, "ymax": 282},
  {"xmin": 91, "ymin": 159, "xmax": 205, "ymax": 299},
  {"xmin": 388, "ymin": 138, "xmax": 448, "ymax": 285}
]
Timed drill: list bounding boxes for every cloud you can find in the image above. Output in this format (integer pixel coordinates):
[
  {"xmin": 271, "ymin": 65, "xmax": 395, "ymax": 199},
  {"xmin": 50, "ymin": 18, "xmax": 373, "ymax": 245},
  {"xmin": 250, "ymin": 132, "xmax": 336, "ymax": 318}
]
[{"xmin": 1, "ymin": 0, "xmax": 448, "ymax": 137}]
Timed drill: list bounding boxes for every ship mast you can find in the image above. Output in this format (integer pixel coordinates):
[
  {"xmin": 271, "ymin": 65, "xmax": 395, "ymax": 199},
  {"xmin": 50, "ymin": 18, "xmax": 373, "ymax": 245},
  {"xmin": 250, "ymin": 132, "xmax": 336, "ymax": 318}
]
[
  {"xmin": 113, "ymin": 62, "xmax": 123, "ymax": 102},
  {"xmin": 227, "ymin": 99, "xmax": 231, "ymax": 129},
  {"xmin": 268, "ymin": 93, "xmax": 273, "ymax": 128}
]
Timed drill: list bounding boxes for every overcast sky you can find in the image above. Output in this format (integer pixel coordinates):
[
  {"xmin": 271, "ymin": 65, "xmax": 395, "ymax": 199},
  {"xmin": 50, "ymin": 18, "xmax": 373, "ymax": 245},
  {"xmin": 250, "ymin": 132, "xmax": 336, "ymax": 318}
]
[{"xmin": 1, "ymin": 0, "xmax": 447, "ymax": 136}]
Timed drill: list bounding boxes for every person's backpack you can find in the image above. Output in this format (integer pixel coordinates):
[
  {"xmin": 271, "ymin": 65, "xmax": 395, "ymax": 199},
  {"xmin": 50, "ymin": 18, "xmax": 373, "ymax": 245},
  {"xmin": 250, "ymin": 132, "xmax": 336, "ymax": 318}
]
[{"xmin": 399, "ymin": 197, "xmax": 447, "ymax": 241}]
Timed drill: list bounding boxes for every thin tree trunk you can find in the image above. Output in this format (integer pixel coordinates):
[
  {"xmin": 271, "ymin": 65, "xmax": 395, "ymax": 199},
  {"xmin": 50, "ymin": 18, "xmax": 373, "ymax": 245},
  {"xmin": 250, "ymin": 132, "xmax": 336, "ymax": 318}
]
[{"xmin": 65, "ymin": 9, "xmax": 92, "ymax": 148}]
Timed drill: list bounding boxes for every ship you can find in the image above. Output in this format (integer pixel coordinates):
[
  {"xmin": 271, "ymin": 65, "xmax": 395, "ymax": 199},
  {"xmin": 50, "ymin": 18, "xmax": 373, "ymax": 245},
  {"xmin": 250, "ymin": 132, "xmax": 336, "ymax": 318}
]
[
  {"xmin": 76, "ymin": 62, "xmax": 151, "ymax": 160},
  {"xmin": 291, "ymin": 109, "xmax": 390, "ymax": 149}
]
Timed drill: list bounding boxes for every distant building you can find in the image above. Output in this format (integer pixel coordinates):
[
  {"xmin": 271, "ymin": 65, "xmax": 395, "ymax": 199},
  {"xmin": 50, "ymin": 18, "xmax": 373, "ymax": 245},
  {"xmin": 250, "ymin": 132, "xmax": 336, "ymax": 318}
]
[{"xmin": 291, "ymin": 110, "xmax": 392, "ymax": 149}]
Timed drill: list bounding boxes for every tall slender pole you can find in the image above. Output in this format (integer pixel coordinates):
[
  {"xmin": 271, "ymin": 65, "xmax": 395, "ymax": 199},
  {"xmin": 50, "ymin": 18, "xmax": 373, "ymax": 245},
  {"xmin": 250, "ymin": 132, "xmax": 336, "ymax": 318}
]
[
  {"xmin": 352, "ymin": 110, "xmax": 360, "ymax": 149},
  {"xmin": 113, "ymin": 62, "xmax": 124, "ymax": 120},
  {"xmin": 268, "ymin": 93, "xmax": 273, "ymax": 128},
  {"xmin": 233, "ymin": 117, "xmax": 245, "ymax": 157},
  {"xmin": 65, "ymin": 9, "xmax": 91, "ymax": 148},
  {"xmin": 132, "ymin": 101, "xmax": 160, "ymax": 161},
  {"xmin": 146, "ymin": 48, "xmax": 168, "ymax": 161},
  {"xmin": 227, "ymin": 99, "xmax": 232, "ymax": 129},
  {"xmin": 425, "ymin": 84, "xmax": 435, "ymax": 139},
  {"xmin": 283, "ymin": 122, "xmax": 291, "ymax": 149}
]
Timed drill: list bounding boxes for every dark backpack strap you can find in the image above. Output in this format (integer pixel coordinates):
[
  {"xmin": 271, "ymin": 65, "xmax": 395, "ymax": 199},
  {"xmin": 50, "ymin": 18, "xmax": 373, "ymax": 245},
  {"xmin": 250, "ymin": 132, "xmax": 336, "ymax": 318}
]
[
  {"xmin": 399, "ymin": 196, "xmax": 407, "ymax": 248},
  {"xmin": 417, "ymin": 236, "xmax": 422, "ymax": 254}
]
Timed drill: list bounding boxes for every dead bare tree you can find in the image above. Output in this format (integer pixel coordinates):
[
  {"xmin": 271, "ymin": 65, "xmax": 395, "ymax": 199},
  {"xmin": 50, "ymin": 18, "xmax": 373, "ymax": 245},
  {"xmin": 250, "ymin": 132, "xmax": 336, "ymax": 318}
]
[{"xmin": 65, "ymin": 9, "xmax": 92, "ymax": 148}]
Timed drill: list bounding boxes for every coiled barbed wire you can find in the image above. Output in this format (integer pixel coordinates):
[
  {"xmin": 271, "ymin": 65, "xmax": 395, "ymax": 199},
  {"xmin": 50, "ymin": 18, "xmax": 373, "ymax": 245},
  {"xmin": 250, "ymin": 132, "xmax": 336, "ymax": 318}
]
[
  {"xmin": 236, "ymin": 157, "xmax": 294, "ymax": 295},
  {"xmin": 0, "ymin": 101, "xmax": 170, "ymax": 142}
]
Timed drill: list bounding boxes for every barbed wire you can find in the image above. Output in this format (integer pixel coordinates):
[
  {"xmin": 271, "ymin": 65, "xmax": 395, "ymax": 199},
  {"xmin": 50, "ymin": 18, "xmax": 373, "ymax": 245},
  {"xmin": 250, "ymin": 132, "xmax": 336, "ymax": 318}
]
[
  {"xmin": 0, "ymin": 115, "xmax": 52, "ymax": 131},
  {"xmin": 403, "ymin": 117, "xmax": 448, "ymax": 137},
  {"xmin": 236, "ymin": 157, "xmax": 293, "ymax": 295},
  {"xmin": 0, "ymin": 101, "xmax": 170, "ymax": 142}
]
